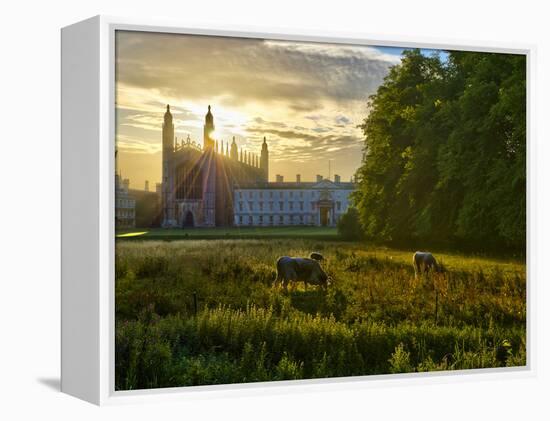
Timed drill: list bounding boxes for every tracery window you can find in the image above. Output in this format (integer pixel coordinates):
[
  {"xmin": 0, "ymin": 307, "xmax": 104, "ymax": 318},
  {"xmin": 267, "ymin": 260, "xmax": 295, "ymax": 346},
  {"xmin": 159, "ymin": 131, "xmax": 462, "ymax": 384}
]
[{"xmin": 175, "ymin": 164, "xmax": 202, "ymax": 200}]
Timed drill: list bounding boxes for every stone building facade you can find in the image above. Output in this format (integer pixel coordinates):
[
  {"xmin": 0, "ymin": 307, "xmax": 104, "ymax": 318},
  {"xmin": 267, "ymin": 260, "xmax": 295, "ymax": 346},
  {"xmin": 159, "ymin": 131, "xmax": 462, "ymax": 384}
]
[
  {"xmin": 161, "ymin": 105, "xmax": 268, "ymax": 227},
  {"xmin": 233, "ymin": 178, "xmax": 354, "ymax": 227}
]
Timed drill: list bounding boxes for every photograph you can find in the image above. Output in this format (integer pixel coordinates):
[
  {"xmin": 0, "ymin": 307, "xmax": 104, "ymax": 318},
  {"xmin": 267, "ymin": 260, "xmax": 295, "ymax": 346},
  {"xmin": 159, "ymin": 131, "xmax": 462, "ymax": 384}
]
[{"xmin": 113, "ymin": 30, "xmax": 526, "ymax": 391}]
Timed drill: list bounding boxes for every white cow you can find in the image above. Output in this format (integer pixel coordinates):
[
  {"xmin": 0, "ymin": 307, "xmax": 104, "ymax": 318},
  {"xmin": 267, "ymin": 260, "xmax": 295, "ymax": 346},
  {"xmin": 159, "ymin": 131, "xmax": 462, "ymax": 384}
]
[
  {"xmin": 274, "ymin": 256, "xmax": 330, "ymax": 290},
  {"xmin": 413, "ymin": 251, "xmax": 439, "ymax": 277}
]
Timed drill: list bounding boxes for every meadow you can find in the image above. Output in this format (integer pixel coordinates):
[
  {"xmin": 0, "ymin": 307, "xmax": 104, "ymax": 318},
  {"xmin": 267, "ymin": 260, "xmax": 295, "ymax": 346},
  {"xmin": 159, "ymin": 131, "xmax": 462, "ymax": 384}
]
[
  {"xmin": 115, "ymin": 239, "xmax": 526, "ymax": 390},
  {"xmin": 116, "ymin": 226, "xmax": 339, "ymax": 240}
]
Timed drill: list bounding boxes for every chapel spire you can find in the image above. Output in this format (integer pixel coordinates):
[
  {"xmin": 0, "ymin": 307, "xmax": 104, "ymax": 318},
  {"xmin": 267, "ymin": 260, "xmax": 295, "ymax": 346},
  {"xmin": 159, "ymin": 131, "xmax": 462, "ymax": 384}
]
[
  {"xmin": 203, "ymin": 105, "xmax": 215, "ymax": 150},
  {"xmin": 260, "ymin": 136, "xmax": 269, "ymax": 182}
]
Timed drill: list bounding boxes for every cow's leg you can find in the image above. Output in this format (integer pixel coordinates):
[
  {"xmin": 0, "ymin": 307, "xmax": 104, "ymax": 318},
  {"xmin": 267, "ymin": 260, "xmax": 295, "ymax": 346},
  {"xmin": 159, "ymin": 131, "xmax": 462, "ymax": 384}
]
[
  {"xmin": 422, "ymin": 262, "xmax": 429, "ymax": 276},
  {"xmin": 288, "ymin": 268, "xmax": 299, "ymax": 292},
  {"xmin": 273, "ymin": 274, "xmax": 281, "ymax": 289},
  {"xmin": 281, "ymin": 277, "xmax": 289, "ymax": 291},
  {"xmin": 424, "ymin": 263, "xmax": 433, "ymax": 283},
  {"xmin": 280, "ymin": 267, "xmax": 293, "ymax": 292},
  {"xmin": 413, "ymin": 254, "xmax": 420, "ymax": 279}
]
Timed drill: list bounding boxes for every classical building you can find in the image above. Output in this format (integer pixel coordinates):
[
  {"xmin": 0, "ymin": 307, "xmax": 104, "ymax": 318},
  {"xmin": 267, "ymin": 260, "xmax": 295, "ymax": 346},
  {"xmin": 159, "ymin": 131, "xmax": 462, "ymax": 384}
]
[
  {"xmin": 233, "ymin": 178, "xmax": 354, "ymax": 227},
  {"xmin": 160, "ymin": 104, "xmax": 355, "ymax": 228},
  {"xmin": 115, "ymin": 149, "xmax": 136, "ymax": 228}
]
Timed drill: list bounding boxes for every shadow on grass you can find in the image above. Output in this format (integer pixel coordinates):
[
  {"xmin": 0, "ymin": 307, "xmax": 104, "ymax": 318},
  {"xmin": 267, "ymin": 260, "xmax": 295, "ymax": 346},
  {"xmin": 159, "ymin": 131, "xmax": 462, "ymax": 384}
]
[{"xmin": 289, "ymin": 289, "xmax": 326, "ymax": 315}]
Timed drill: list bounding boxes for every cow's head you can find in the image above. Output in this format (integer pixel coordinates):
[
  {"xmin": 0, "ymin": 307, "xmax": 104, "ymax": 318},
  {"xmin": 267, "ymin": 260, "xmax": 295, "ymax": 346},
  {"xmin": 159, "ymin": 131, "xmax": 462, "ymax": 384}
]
[
  {"xmin": 308, "ymin": 260, "xmax": 331, "ymax": 289},
  {"xmin": 318, "ymin": 270, "xmax": 332, "ymax": 290},
  {"xmin": 310, "ymin": 252, "xmax": 324, "ymax": 262},
  {"xmin": 435, "ymin": 262, "xmax": 446, "ymax": 273}
]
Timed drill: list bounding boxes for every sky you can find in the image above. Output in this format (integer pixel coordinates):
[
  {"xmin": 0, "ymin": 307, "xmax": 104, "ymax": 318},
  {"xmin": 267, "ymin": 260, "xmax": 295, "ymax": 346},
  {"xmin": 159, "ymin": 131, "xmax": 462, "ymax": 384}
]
[{"xmin": 115, "ymin": 31, "xmax": 424, "ymax": 189}]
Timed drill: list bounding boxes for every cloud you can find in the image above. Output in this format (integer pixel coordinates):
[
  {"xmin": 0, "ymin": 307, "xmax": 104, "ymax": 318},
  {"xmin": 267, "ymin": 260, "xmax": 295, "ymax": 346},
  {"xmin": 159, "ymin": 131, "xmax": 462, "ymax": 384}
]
[
  {"xmin": 245, "ymin": 121, "xmax": 362, "ymax": 164},
  {"xmin": 114, "ymin": 30, "xmax": 401, "ymax": 185},
  {"xmin": 115, "ymin": 31, "xmax": 397, "ymax": 111},
  {"xmin": 335, "ymin": 115, "xmax": 351, "ymax": 125},
  {"xmin": 116, "ymin": 134, "xmax": 161, "ymax": 154},
  {"xmin": 247, "ymin": 127, "xmax": 319, "ymax": 142},
  {"xmin": 253, "ymin": 116, "xmax": 287, "ymax": 128}
]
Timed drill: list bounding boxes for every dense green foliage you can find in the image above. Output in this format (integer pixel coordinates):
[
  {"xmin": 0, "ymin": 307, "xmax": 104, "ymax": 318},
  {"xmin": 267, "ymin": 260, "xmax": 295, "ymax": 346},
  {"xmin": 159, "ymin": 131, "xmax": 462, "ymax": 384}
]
[
  {"xmin": 337, "ymin": 207, "xmax": 364, "ymax": 240},
  {"xmin": 130, "ymin": 190, "xmax": 161, "ymax": 228},
  {"xmin": 354, "ymin": 50, "xmax": 526, "ymax": 250},
  {"xmin": 115, "ymin": 239, "xmax": 525, "ymax": 390}
]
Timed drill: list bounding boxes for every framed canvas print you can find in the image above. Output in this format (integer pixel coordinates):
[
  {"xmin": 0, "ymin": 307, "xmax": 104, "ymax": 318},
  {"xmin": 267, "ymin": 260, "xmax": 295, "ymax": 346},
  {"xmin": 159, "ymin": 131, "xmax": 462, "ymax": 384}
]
[{"xmin": 61, "ymin": 16, "xmax": 532, "ymax": 405}]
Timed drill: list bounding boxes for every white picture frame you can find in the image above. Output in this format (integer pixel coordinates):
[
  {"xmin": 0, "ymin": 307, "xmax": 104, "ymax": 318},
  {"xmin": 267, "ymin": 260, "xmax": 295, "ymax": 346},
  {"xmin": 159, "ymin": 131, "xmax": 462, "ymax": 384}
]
[{"xmin": 61, "ymin": 15, "xmax": 535, "ymax": 405}]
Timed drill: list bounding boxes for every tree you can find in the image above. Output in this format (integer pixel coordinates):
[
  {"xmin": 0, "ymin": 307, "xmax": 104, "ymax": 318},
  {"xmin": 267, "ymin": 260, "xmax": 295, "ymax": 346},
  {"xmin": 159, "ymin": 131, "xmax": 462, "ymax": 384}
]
[
  {"xmin": 337, "ymin": 207, "xmax": 364, "ymax": 240},
  {"xmin": 354, "ymin": 49, "xmax": 526, "ymax": 252}
]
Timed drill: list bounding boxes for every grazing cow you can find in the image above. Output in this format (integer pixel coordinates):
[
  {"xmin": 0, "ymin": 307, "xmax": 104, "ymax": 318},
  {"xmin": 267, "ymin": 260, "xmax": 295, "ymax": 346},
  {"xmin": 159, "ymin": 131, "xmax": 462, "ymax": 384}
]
[
  {"xmin": 309, "ymin": 252, "xmax": 324, "ymax": 261},
  {"xmin": 413, "ymin": 251, "xmax": 439, "ymax": 277},
  {"xmin": 275, "ymin": 256, "xmax": 330, "ymax": 290}
]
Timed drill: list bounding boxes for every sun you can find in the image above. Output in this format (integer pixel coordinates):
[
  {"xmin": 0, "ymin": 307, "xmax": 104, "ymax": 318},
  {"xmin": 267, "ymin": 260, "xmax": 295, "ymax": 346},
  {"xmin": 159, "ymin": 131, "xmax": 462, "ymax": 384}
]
[{"xmin": 210, "ymin": 129, "xmax": 220, "ymax": 140}]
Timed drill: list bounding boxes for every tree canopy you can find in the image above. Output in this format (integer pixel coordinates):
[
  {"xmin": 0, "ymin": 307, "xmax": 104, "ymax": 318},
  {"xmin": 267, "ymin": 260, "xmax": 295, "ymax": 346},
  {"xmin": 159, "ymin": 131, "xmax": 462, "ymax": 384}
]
[
  {"xmin": 337, "ymin": 207, "xmax": 364, "ymax": 241},
  {"xmin": 353, "ymin": 49, "xmax": 526, "ymax": 251}
]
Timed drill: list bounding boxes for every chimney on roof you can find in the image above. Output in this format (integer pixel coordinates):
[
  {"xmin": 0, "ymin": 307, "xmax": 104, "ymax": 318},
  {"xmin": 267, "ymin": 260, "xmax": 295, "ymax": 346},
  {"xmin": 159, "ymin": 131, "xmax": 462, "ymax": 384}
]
[
  {"xmin": 334, "ymin": 174, "xmax": 341, "ymax": 184},
  {"xmin": 145, "ymin": 180, "xmax": 149, "ymax": 191},
  {"xmin": 276, "ymin": 174, "xmax": 284, "ymax": 183},
  {"xmin": 316, "ymin": 174, "xmax": 323, "ymax": 182},
  {"xmin": 296, "ymin": 174, "xmax": 301, "ymax": 183}
]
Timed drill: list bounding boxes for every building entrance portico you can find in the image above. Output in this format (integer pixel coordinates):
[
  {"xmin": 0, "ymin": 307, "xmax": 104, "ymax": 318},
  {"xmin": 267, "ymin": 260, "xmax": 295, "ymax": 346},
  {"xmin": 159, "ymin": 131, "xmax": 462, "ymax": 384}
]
[
  {"xmin": 320, "ymin": 207, "xmax": 330, "ymax": 226},
  {"xmin": 317, "ymin": 198, "xmax": 334, "ymax": 226}
]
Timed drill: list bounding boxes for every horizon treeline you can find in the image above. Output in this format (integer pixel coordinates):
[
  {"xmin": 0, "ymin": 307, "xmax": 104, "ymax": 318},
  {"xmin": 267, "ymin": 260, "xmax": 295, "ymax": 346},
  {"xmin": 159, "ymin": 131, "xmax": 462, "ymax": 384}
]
[{"xmin": 353, "ymin": 49, "xmax": 526, "ymax": 252}]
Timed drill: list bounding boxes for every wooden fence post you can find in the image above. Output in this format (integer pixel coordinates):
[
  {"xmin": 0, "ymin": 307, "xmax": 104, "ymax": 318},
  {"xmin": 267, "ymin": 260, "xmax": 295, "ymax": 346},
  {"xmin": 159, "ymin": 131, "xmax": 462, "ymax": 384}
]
[
  {"xmin": 193, "ymin": 291, "xmax": 198, "ymax": 316},
  {"xmin": 435, "ymin": 288, "xmax": 439, "ymax": 324}
]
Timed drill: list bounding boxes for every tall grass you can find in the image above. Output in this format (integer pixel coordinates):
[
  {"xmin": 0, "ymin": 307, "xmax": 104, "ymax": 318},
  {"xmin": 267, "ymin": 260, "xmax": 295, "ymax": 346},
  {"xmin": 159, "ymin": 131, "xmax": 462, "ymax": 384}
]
[{"xmin": 115, "ymin": 239, "xmax": 526, "ymax": 390}]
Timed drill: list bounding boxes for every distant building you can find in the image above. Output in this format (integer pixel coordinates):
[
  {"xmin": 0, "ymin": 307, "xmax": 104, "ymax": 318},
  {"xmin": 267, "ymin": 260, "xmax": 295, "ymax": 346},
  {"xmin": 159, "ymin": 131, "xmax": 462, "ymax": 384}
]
[
  {"xmin": 115, "ymin": 150, "xmax": 136, "ymax": 228},
  {"xmin": 159, "ymin": 104, "xmax": 355, "ymax": 228},
  {"xmin": 161, "ymin": 104, "xmax": 267, "ymax": 227},
  {"xmin": 233, "ymin": 178, "xmax": 354, "ymax": 227}
]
